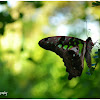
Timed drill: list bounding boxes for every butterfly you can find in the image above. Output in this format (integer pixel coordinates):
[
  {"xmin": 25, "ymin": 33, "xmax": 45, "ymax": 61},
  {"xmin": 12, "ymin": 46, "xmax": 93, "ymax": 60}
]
[{"xmin": 38, "ymin": 36, "xmax": 94, "ymax": 80}]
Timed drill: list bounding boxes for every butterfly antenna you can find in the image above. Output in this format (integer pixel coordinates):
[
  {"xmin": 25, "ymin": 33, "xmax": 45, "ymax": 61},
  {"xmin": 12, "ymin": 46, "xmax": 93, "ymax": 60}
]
[
  {"xmin": 95, "ymin": 17, "xmax": 100, "ymax": 49},
  {"xmin": 91, "ymin": 41, "xmax": 98, "ymax": 57},
  {"xmin": 95, "ymin": 44, "xmax": 99, "ymax": 48},
  {"xmin": 99, "ymin": 18, "xmax": 100, "ymax": 45},
  {"xmin": 88, "ymin": 29, "xmax": 91, "ymax": 36},
  {"xmin": 85, "ymin": 20, "xmax": 88, "ymax": 38},
  {"xmin": 94, "ymin": 40, "xmax": 98, "ymax": 45}
]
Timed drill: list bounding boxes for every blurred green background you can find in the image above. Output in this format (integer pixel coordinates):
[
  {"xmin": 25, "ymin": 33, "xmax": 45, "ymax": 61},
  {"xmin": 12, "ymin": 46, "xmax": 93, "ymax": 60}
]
[{"xmin": 0, "ymin": 1, "xmax": 100, "ymax": 98}]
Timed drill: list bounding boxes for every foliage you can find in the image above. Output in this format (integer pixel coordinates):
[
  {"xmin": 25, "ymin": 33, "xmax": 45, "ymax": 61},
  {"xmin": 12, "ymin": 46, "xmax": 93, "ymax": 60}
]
[
  {"xmin": 0, "ymin": 1, "xmax": 100, "ymax": 98},
  {"xmin": 92, "ymin": 1, "xmax": 100, "ymax": 7}
]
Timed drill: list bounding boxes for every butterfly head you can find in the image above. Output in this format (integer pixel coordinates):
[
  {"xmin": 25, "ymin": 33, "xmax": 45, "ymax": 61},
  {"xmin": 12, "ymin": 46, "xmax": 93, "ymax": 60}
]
[
  {"xmin": 86, "ymin": 37, "xmax": 94, "ymax": 52},
  {"xmin": 86, "ymin": 37, "xmax": 94, "ymax": 46}
]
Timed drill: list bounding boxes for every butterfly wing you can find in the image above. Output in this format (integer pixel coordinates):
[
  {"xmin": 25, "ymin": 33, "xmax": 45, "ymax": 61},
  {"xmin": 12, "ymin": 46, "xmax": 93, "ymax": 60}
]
[
  {"xmin": 63, "ymin": 43, "xmax": 86, "ymax": 80},
  {"xmin": 39, "ymin": 36, "xmax": 69, "ymax": 58},
  {"xmin": 39, "ymin": 36, "xmax": 86, "ymax": 80}
]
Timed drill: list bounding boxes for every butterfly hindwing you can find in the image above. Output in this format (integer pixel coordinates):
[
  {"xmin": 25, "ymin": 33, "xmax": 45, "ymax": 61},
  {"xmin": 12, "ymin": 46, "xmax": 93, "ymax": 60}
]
[
  {"xmin": 63, "ymin": 42, "xmax": 86, "ymax": 80},
  {"xmin": 39, "ymin": 36, "xmax": 88, "ymax": 80}
]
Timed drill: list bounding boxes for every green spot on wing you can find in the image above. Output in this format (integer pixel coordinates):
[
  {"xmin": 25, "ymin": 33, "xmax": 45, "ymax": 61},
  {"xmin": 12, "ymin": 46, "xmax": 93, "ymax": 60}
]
[
  {"xmin": 68, "ymin": 46, "xmax": 73, "ymax": 49},
  {"xmin": 74, "ymin": 42, "xmax": 76, "ymax": 45},
  {"xmin": 69, "ymin": 42, "xmax": 71, "ymax": 44},
  {"xmin": 78, "ymin": 44, "xmax": 83, "ymax": 54},
  {"xmin": 63, "ymin": 45, "xmax": 68, "ymax": 50},
  {"xmin": 58, "ymin": 44, "xmax": 62, "ymax": 48},
  {"xmin": 55, "ymin": 43, "xmax": 57, "ymax": 46},
  {"xmin": 58, "ymin": 38, "xmax": 60, "ymax": 41},
  {"xmin": 79, "ymin": 53, "xmax": 81, "ymax": 57},
  {"xmin": 78, "ymin": 40, "xmax": 81, "ymax": 44},
  {"xmin": 51, "ymin": 42, "xmax": 53, "ymax": 44},
  {"xmin": 62, "ymin": 41, "xmax": 64, "ymax": 44},
  {"xmin": 78, "ymin": 44, "xmax": 83, "ymax": 47},
  {"xmin": 73, "ymin": 39, "xmax": 75, "ymax": 41}
]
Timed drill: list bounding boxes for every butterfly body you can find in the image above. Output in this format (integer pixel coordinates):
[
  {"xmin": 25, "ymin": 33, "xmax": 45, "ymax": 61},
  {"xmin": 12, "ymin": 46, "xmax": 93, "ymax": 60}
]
[{"xmin": 38, "ymin": 36, "xmax": 94, "ymax": 80}]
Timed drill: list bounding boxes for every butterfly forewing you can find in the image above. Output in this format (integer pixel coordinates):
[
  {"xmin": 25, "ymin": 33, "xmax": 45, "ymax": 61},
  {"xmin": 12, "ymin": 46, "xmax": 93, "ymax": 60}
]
[
  {"xmin": 39, "ymin": 36, "xmax": 68, "ymax": 58},
  {"xmin": 62, "ymin": 39, "xmax": 86, "ymax": 80}
]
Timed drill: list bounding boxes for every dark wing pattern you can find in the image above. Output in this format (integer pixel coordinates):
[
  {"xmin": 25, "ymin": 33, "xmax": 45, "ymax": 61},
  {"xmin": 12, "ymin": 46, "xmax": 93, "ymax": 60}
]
[{"xmin": 38, "ymin": 36, "xmax": 86, "ymax": 80}]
